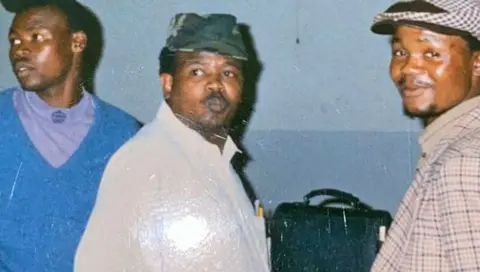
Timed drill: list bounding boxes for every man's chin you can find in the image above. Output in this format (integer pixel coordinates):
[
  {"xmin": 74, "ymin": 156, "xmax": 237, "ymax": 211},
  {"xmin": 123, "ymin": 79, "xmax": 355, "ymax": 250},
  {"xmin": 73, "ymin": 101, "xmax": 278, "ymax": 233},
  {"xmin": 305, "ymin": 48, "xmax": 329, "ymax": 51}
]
[
  {"xmin": 403, "ymin": 107, "xmax": 435, "ymax": 119},
  {"xmin": 201, "ymin": 111, "xmax": 233, "ymax": 127},
  {"xmin": 20, "ymin": 83, "xmax": 50, "ymax": 93},
  {"xmin": 198, "ymin": 116, "xmax": 230, "ymax": 131},
  {"xmin": 200, "ymin": 121, "xmax": 226, "ymax": 131},
  {"xmin": 18, "ymin": 80, "xmax": 40, "ymax": 92}
]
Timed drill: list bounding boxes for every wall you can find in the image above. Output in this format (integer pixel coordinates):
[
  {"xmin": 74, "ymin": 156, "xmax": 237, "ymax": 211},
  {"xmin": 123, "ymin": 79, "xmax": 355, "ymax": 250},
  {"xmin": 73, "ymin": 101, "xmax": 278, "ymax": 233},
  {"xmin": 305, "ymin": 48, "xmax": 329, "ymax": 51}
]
[{"xmin": 0, "ymin": 0, "xmax": 421, "ymax": 215}]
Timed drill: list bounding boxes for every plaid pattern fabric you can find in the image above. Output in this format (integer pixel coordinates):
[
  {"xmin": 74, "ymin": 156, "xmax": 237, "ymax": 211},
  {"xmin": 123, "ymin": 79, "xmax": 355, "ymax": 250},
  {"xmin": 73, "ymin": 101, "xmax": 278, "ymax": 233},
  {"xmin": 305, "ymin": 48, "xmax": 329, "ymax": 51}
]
[
  {"xmin": 372, "ymin": 0, "xmax": 480, "ymax": 40},
  {"xmin": 371, "ymin": 105, "xmax": 480, "ymax": 271}
]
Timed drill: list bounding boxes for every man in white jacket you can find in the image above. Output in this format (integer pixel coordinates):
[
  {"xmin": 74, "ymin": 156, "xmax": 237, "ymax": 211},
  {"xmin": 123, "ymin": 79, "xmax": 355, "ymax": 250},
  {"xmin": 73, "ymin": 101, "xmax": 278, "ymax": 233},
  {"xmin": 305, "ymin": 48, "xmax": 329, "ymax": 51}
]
[{"xmin": 74, "ymin": 13, "xmax": 270, "ymax": 272}]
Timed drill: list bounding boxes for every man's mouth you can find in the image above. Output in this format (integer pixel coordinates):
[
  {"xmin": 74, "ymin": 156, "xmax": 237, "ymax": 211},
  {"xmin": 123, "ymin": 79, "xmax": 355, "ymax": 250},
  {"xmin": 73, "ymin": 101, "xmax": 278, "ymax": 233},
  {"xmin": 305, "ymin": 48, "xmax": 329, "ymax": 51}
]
[
  {"xmin": 14, "ymin": 61, "xmax": 35, "ymax": 78},
  {"xmin": 401, "ymin": 86, "xmax": 433, "ymax": 98},
  {"xmin": 204, "ymin": 96, "xmax": 229, "ymax": 113}
]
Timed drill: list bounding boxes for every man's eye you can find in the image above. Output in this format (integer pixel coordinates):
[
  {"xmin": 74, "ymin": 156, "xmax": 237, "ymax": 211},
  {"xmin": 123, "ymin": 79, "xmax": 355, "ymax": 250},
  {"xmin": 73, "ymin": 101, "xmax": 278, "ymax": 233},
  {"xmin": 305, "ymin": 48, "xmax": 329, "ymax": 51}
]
[
  {"xmin": 223, "ymin": 71, "xmax": 235, "ymax": 77},
  {"xmin": 425, "ymin": 51, "xmax": 441, "ymax": 58},
  {"xmin": 32, "ymin": 33, "xmax": 45, "ymax": 42},
  {"xmin": 190, "ymin": 69, "xmax": 204, "ymax": 76},
  {"xmin": 9, "ymin": 38, "xmax": 21, "ymax": 45},
  {"xmin": 392, "ymin": 50, "xmax": 406, "ymax": 57}
]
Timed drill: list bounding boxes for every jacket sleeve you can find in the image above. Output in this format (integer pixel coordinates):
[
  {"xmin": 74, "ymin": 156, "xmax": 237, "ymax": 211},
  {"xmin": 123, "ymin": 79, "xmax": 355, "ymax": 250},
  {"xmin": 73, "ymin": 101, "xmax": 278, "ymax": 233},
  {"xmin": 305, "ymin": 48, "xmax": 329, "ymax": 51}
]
[
  {"xmin": 74, "ymin": 146, "xmax": 152, "ymax": 271},
  {"xmin": 74, "ymin": 146, "xmax": 253, "ymax": 272}
]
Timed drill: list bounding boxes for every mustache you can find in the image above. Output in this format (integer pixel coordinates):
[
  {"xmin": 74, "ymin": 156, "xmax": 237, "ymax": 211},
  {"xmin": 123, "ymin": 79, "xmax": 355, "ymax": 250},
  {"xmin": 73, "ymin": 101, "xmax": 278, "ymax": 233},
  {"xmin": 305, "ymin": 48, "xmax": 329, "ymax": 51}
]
[
  {"xmin": 203, "ymin": 92, "xmax": 229, "ymax": 105},
  {"xmin": 12, "ymin": 56, "xmax": 32, "ymax": 65},
  {"xmin": 397, "ymin": 75, "xmax": 434, "ymax": 89}
]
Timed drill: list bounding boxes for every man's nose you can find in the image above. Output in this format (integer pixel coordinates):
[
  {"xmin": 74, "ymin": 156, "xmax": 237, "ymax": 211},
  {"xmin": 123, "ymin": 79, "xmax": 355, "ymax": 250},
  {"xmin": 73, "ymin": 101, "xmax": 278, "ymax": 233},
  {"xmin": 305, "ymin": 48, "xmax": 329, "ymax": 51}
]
[
  {"xmin": 206, "ymin": 74, "xmax": 225, "ymax": 92},
  {"xmin": 12, "ymin": 42, "xmax": 31, "ymax": 60},
  {"xmin": 401, "ymin": 55, "xmax": 424, "ymax": 76}
]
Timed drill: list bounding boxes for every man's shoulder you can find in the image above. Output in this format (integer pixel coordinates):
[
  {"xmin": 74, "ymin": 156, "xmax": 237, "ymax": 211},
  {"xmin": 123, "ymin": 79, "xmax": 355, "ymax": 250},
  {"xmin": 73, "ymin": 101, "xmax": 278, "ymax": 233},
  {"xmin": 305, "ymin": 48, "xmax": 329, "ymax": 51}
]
[
  {"xmin": 92, "ymin": 95, "xmax": 136, "ymax": 121},
  {"xmin": 0, "ymin": 87, "xmax": 18, "ymax": 118},
  {"xmin": 104, "ymin": 125, "xmax": 228, "ymax": 202},
  {"xmin": 432, "ymin": 129, "xmax": 480, "ymax": 174},
  {"xmin": 100, "ymin": 121, "xmax": 190, "ymax": 195},
  {"xmin": 0, "ymin": 86, "xmax": 17, "ymax": 95},
  {"xmin": 108, "ymin": 120, "xmax": 181, "ymax": 167},
  {"xmin": 91, "ymin": 95, "xmax": 141, "ymax": 133},
  {"xmin": 0, "ymin": 87, "xmax": 17, "ymax": 104},
  {"xmin": 449, "ymin": 127, "xmax": 480, "ymax": 156}
]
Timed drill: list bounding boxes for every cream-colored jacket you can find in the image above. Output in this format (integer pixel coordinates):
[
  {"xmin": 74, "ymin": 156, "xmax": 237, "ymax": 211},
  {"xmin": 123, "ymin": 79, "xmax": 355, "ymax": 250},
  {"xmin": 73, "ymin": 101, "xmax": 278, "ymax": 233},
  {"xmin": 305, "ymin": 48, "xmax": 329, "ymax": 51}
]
[{"xmin": 75, "ymin": 103, "xmax": 270, "ymax": 272}]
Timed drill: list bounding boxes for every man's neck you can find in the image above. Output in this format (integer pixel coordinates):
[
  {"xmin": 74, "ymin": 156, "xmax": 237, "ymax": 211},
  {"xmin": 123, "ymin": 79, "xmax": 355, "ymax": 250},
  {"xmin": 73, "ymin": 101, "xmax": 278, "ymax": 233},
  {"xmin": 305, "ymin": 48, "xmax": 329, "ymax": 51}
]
[
  {"xmin": 423, "ymin": 116, "xmax": 436, "ymax": 127},
  {"xmin": 36, "ymin": 77, "xmax": 84, "ymax": 108},
  {"xmin": 422, "ymin": 93, "xmax": 480, "ymax": 127},
  {"xmin": 174, "ymin": 113, "xmax": 228, "ymax": 152},
  {"xmin": 37, "ymin": 88, "xmax": 83, "ymax": 108}
]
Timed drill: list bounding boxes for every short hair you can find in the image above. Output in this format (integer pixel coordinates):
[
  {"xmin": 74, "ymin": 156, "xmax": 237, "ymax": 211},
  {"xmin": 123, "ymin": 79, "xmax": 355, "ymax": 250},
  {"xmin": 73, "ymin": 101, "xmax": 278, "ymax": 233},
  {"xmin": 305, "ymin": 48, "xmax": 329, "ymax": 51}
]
[
  {"xmin": 15, "ymin": 1, "xmax": 86, "ymax": 32},
  {"xmin": 158, "ymin": 47, "xmax": 176, "ymax": 75},
  {"xmin": 464, "ymin": 35, "xmax": 480, "ymax": 52},
  {"xmin": 15, "ymin": 1, "xmax": 104, "ymax": 91}
]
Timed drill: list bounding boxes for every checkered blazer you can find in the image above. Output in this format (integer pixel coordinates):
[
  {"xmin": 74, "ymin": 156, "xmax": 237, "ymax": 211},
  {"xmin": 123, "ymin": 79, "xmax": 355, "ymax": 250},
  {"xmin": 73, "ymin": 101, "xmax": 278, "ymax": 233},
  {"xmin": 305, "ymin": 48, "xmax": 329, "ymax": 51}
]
[{"xmin": 371, "ymin": 106, "xmax": 480, "ymax": 271}]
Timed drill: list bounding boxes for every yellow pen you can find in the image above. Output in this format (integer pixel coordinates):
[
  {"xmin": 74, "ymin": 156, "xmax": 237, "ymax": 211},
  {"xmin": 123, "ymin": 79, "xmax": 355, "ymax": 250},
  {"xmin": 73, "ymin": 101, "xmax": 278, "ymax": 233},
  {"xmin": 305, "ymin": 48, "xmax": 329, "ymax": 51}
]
[{"xmin": 258, "ymin": 206, "xmax": 264, "ymax": 218}]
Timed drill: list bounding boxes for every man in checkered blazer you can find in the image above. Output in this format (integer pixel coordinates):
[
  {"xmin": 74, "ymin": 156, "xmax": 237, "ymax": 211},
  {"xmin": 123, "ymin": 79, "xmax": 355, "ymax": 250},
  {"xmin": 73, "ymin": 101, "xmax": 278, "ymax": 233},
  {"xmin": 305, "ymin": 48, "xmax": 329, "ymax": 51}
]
[{"xmin": 370, "ymin": 0, "xmax": 480, "ymax": 271}]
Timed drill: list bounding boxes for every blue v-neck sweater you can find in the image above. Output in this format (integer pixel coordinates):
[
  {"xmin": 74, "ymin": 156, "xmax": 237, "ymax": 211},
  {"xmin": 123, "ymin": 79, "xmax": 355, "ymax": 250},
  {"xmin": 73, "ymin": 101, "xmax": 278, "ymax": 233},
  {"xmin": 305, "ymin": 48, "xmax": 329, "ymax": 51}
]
[{"xmin": 0, "ymin": 88, "xmax": 140, "ymax": 271}]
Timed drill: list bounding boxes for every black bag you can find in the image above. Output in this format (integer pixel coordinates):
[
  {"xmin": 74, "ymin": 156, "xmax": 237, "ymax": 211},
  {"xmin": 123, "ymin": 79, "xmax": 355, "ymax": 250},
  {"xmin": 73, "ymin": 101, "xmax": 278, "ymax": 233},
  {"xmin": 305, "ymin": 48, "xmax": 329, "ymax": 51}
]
[{"xmin": 269, "ymin": 188, "xmax": 392, "ymax": 272}]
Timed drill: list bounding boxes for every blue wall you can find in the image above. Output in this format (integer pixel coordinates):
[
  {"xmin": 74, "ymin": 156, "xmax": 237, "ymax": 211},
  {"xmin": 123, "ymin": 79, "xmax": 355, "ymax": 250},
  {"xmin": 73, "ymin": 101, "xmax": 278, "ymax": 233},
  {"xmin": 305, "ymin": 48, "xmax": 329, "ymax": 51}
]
[{"xmin": 0, "ymin": 0, "xmax": 421, "ymax": 215}]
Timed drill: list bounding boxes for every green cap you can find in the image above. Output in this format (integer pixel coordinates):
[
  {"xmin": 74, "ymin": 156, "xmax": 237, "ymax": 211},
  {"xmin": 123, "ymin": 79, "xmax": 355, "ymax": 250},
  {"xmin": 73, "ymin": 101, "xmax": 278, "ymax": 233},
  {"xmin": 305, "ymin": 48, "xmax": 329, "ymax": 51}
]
[{"xmin": 165, "ymin": 13, "xmax": 248, "ymax": 60}]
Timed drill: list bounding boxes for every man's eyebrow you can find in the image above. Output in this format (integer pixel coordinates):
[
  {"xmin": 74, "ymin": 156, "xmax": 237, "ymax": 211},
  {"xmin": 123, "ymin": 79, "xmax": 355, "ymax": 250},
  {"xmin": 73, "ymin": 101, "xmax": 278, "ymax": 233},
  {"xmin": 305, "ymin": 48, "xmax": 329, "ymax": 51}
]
[
  {"xmin": 390, "ymin": 35, "xmax": 441, "ymax": 45},
  {"xmin": 25, "ymin": 24, "xmax": 44, "ymax": 31},
  {"xmin": 416, "ymin": 35, "xmax": 440, "ymax": 44},
  {"xmin": 224, "ymin": 60, "xmax": 241, "ymax": 70},
  {"xmin": 183, "ymin": 59, "xmax": 204, "ymax": 65},
  {"xmin": 180, "ymin": 58, "xmax": 242, "ymax": 70},
  {"xmin": 9, "ymin": 22, "xmax": 46, "ymax": 36}
]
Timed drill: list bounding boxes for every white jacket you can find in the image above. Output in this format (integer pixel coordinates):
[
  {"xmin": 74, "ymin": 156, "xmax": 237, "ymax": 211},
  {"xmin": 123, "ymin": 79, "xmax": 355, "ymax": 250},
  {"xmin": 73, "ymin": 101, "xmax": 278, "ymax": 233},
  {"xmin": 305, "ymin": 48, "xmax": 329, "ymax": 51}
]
[{"xmin": 75, "ymin": 103, "xmax": 270, "ymax": 272}]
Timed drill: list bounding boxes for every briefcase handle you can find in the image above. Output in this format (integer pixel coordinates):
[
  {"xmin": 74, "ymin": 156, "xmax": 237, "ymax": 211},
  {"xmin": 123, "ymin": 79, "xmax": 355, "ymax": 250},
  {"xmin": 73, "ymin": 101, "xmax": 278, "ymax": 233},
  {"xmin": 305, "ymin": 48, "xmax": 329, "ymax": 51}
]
[{"xmin": 303, "ymin": 188, "xmax": 371, "ymax": 211}]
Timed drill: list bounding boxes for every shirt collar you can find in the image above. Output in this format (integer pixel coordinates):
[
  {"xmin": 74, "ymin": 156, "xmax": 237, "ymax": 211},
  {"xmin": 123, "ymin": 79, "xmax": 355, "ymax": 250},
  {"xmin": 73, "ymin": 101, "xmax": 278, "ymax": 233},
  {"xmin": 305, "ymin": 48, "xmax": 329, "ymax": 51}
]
[
  {"xmin": 419, "ymin": 95, "xmax": 480, "ymax": 155},
  {"xmin": 155, "ymin": 102, "xmax": 241, "ymax": 162},
  {"xmin": 23, "ymin": 89, "xmax": 93, "ymax": 123}
]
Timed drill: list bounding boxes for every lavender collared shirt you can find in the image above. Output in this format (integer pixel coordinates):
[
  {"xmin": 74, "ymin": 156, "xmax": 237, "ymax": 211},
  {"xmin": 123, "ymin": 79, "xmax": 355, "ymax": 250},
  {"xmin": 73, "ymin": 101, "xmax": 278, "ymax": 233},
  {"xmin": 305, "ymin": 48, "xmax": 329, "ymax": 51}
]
[{"xmin": 13, "ymin": 89, "xmax": 94, "ymax": 168}]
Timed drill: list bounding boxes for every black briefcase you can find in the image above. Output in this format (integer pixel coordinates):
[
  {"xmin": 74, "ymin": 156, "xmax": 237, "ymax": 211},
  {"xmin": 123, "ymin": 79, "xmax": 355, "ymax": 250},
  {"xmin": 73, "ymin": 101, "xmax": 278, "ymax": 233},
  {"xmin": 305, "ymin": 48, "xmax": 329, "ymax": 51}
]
[{"xmin": 268, "ymin": 189, "xmax": 392, "ymax": 272}]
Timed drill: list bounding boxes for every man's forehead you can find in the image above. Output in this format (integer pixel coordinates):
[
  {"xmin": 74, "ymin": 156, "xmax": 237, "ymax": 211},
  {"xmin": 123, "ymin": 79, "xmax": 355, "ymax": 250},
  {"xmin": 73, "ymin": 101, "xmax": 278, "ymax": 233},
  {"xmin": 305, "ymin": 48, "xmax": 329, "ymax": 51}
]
[
  {"xmin": 11, "ymin": 6, "xmax": 67, "ymax": 31},
  {"xmin": 178, "ymin": 51, "xmax": 242, "ymax": 67},
  {"xmin": 395, "ymin": 25, "xmax": 442, "ymax": 37},
  {"xmin": 391, "ymin": 25, "xmax": 449, "ymax": 43}
]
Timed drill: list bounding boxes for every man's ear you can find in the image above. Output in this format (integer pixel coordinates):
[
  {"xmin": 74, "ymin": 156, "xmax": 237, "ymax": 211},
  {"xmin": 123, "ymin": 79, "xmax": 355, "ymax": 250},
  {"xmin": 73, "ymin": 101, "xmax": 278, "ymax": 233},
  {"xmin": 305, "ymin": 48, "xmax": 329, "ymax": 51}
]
[
  {"xmin": 472, "ymin": 51, "xmax": 480, "ymax": 76},
  {"xmin": 71, "ymin": 31, "xmax": 87, "ymax": 53},
  {"xmin": 160, "ymin": 73, "xmax": 173, "ymax": 99}
]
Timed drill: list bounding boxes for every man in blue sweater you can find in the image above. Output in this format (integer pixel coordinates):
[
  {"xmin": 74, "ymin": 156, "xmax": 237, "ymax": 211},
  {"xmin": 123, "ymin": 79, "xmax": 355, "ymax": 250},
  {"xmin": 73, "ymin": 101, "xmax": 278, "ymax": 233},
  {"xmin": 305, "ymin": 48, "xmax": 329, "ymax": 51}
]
[{"xmin": 0, "ymin": 1, "xmax": 140, "ymax": 271}]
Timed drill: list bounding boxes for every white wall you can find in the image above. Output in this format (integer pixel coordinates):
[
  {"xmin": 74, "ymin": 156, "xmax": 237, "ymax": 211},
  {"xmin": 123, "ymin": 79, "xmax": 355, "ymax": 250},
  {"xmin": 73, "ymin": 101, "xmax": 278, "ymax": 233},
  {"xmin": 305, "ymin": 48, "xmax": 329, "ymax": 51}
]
[{"xmin": 0, "ymin": 0, "xmax": 418, "ymax": 214}]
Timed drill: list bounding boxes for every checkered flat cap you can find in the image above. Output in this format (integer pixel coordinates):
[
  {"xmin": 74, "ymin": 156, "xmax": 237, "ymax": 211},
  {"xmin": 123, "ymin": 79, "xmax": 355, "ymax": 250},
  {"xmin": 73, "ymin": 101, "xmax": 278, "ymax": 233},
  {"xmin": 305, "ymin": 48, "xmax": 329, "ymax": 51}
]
[{"xmin": 371, "ymin": 0, "xmax": 480, "ymax": 41}]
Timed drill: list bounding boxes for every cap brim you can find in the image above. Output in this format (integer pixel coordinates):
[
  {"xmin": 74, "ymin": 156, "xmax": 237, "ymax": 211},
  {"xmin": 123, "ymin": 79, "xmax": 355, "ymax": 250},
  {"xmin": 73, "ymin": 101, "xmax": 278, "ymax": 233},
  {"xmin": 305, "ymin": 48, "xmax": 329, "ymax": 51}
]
[
  {"xmin": 172, "ymin": 40, "xmax": 248, "ymax": 61},
  {"xmin": 371, "ymin": 19, "xmax": 397, "ymax": 35},
  {"xmin": 371, "ymin": 19, "xmax": 472, "ymax": 38},
  {"xmin": 370, "ymin": 0, "xmax": 452, "ymax": 35}
]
